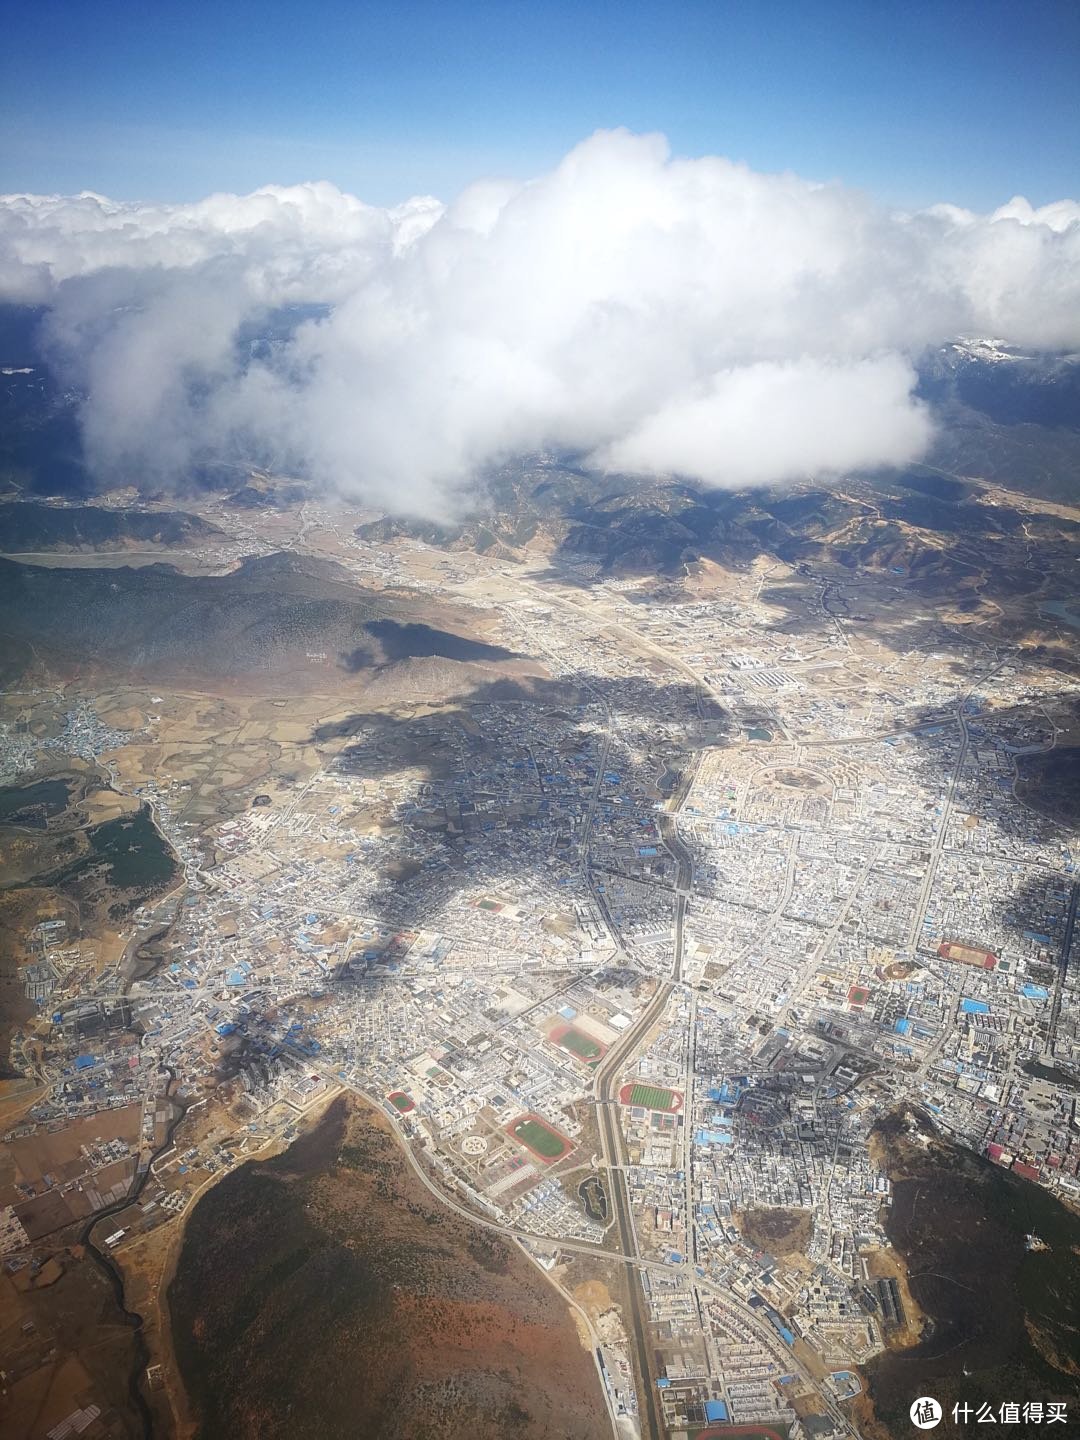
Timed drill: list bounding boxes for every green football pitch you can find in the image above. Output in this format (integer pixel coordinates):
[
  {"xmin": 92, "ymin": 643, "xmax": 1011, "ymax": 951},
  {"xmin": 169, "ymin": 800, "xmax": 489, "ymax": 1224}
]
[
  {"xmin": 629, "ymin": 1083, "xmax": 677, "ymax": 1110},
  {"xmin": 557, "ymin": 1028, "xmax": 602, "ymax": 1059},
  {"xmin": 512, "ymin": 1117, "xmax": 567, "ymax": 1158}
]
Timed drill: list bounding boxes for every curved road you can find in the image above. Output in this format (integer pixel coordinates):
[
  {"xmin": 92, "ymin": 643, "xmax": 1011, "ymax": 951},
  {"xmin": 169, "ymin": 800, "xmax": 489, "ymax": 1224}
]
[{"xmin": 79, "ymin": 1067, "xmax": 188, "ymax": 1440}]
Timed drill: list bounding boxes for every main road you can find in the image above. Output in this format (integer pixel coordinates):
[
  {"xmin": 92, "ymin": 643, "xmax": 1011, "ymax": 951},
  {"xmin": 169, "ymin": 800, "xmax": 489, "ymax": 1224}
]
[{"xmin": 588, "ymin": 757, "xmax": 698, "ymax": 1440}]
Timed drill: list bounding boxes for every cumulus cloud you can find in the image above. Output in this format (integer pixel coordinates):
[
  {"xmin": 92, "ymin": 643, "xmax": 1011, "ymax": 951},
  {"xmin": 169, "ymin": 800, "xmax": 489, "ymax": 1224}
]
[
  {"xmin": 2, "ymin": 129, "xmax": 1078, "ymax": 514},
  {"xmin": 598, "ymin": 356, "xmax": 933, "ymax": 487}
]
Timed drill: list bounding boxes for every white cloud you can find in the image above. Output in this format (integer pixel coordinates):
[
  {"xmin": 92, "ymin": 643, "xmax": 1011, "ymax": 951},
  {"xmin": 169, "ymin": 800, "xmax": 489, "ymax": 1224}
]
[
  {"xmin": 598, "ymin": 356, "xmax": 933, "ymax": 487},
  {"xmin": 1, "ymin": 130, "xmax": 1078, "ymax": 514}
]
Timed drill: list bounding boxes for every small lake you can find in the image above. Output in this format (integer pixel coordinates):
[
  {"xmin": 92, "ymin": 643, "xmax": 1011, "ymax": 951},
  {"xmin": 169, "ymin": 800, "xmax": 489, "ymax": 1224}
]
[
  {"xmin": 656, "ymin": 767, "xmax": 681, "ymax": 797},
  {"xmin": 1040, "ymin": 598, "xmax": 1080, "ymax": 630},
  {"xmin": 0, "ymin": 778, "xmax": 72, "ymax": 826},
  {"xmin": 88, "ymin": 806, "xmax": 176, "ymax": 889}
]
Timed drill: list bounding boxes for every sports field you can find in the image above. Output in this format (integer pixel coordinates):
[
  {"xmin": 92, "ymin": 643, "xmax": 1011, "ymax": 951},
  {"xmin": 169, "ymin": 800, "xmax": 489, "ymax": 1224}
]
[
  {"xmin": 508, "ymin": 1114, "xmax": 572, "ymax": 1161},
  {"xmin": 938, "ymin": 939, "xmax": 998, "ymax": 969},
  {"xmin": 549, "ymin": 1023, "xmax": 605, "ymax": 1064},
  {"xmin": 619, "ymin": 1083, "xmax": 684, "ymax": 1112},
  {"xmin": 387, "ymin": 1091, "xmax": 415, "ymax": 1113},
  {"xmin": 561, "ymin": 1029, "xmax": 601, "ymax": 1059}
]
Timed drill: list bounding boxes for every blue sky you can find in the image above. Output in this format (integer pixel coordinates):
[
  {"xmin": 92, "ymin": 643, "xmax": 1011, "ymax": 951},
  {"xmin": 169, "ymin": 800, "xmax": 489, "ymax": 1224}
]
[{"xmin": 3, "ymin": 0, "xmax": 1079, "ymax": 208}]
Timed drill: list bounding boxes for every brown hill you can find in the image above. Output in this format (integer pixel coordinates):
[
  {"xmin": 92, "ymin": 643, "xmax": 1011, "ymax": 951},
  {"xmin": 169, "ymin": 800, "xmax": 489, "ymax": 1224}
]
[
  {"xmin": 167, "ymin": 1094, "xmax": 609, "ymax": 1440},
  {"xmin": 0, "ymin": 553, "xmax": 534, "ymax": 693},
  {"xmin": 0, "ymin": 500, "xmax": 226, "ymax": 552}
]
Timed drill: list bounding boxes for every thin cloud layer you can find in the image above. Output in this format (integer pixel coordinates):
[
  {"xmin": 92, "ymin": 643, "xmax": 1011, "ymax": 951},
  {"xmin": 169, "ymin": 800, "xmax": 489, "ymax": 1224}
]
[{"xmin": 2, "ymin": 130, "xmax": 1078, "ymax": 514}]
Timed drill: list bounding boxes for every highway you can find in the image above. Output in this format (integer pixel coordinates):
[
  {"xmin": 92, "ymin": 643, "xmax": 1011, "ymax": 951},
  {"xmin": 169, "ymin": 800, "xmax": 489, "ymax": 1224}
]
[
  {"xmin": 593, "ymin": 981, "xmax": 673, "ymax": 1440},
  {"xmin": 586, "ymin": 756, "xmax": 698, "ymax": 1439},
  {"xmin": 1048, "ymin": 880, "xmax": 1080, "ymax": 1055}
]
